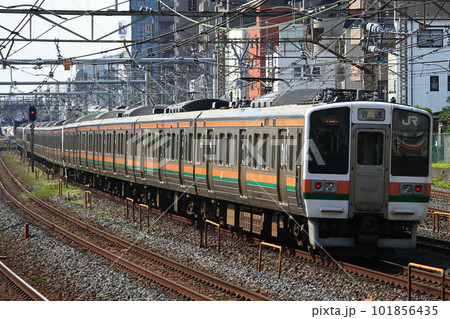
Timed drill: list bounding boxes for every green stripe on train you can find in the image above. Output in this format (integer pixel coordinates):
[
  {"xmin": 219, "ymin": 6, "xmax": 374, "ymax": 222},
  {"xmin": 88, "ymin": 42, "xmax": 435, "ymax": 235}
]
[
  {"xmin": 388, "ymin": 195, "xmax": 430, "ymax": 203},
  {"xmin": 302, "ymin": 193, "xmax": 349, "ymax": 200}
]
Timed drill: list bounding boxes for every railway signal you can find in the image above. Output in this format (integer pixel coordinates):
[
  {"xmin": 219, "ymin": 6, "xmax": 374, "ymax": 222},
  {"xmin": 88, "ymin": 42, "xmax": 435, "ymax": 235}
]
[{"xmin": 28, "ymin": 106, "xmax": 37, "ymax": 122}]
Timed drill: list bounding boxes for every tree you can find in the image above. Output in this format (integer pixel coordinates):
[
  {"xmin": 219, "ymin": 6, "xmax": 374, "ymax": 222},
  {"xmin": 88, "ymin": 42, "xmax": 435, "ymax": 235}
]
[
  {"xmin": 438, "ymin": 97, "xmax": 450, "ymax": 133},
  {"xmin": 413, "ymin": 104, "xmax": 433, "ymax": 115}
]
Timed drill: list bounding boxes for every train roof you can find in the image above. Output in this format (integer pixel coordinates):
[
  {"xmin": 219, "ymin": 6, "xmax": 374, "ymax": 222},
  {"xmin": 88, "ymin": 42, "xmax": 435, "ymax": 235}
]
[
  {"xmin": 94, "ymin": 110, "xmax": 125, "ymax": 119},
  {"xmin": 165, "ymin": 99, "xmax": 228, "ymax": 113},
  {"xmin": 122, "ymin": 105, "xmax": 167, "ymax": 117},
  {"xmin": 33, "ymin": 101, "xmax": 431, "ymax": 131}
]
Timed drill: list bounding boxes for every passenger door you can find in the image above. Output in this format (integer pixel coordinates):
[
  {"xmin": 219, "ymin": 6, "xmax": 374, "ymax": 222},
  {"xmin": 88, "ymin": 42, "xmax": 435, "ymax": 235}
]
[{"xmin": 349, "ymin": 127, "xmax": 389, "ymax": 216}]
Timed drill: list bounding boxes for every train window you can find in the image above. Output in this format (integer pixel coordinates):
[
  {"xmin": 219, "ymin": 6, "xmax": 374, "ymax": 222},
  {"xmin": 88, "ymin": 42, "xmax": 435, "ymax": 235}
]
[
  {"xmin": 88, "ymin": 134, "xmax": 93, "ymax": 152},
  {"xmin": 142, "ymin": 133, "xmax": 147, "ymax": 158},
  {"xmin": 357, "ymin": 132, "xmax": 383, "ymax": 165},
  {"xmin": 206, "ymin": 132, "xmax": 212, "ymax": 162},
  {"xmin": 166, "ymin": 133, "xmax": 171, "ymax": 160},
  {"xmin": 132, "ymin": 133, "xmax": 137, "ymax": 157},
  {"xmin": 262, "ymin": 134, "xmax": 269, "ymax": 169},
  {"xmin": 253, "ymin": 134, "xmax": 260, "ymax": 168},
  {"xmin": 239, "ymin": 133, "xmax": 246, "ymax": 166},
  {"xmin": 247, "ymin": 135, "xmax": 253, "ymax": 167},
  {"xmin": 117, "ymin": 134, "xmax": 120, "ymax": 155},
  {"xmin": 180, "ymin": 132, "xmax": 185, "ymax": 160},
  {"xmin": 147, "ymin": 133, "xmax": 152, "ymax": 159},
  {"xmin": 391, "ymin": 109, "xmax": 430, "ymax": 177},
  {"xmin": 226, "ymin": 134, "xmax": 231, "ymax": 165},
  {"xmin": 214, "ymin": 135, "xmax": 219, "ymax": 164},
  {"xmin": 172, "ymin": 133, "xmax": 177, "ymax": 161},
  {"xmin": 308, "ymin": 107, "xmax": 350, "ymax": 174},
  {"xmin": 117, "ymin": 134, "xmax": 121, "ymax": 155},
  {"xmin": 233, "ymin": 135, "xmax": 237, "ymax": 165},
  {"xmin": 187, "ymin": 133, "xmax": 193, "ymax": 162},
  {"xmin": 152, "ymin": 133, "xmax": 159, "ymax": 159},
  {"xmin": 296, "ymin": 132, "xmax": 302, "ymax": 167},
  {"xmin": 98, "ymin": 134, "xmax": 102, "ymax": 153},
  {"xmin": 219, "ymin": 133, "xmax": 225, "ymax": 165},
  {"xmin": 140, "ymin": 133, "xmax": 145, "ymax": 158},
  {"xmin": 226, "ymin": 133, "xmax": 235, "ymax": 166},
  {"xmin": 271, "ymin": 136, "xmax": 276, "ymax": 170},
  {"xmin": 183, "ymin": 135, "xmax": 190, "ymax": 161},
  {"xmin": 105, "ymin": 134, "xmax": 109, "ymax": 154},
  {"xmin": 289, "ymin": 135, "xmax": 294, "ymax": 171},
  {"xmin": 196, "ymin": 133, "xmax": 203, "ymax": 164},
  {"xmin": 110, "ymin": 133, "xmax": 113, "ymax": 154},
  {"xmin": 121, "ymin": 133, "xmax": 125, "ymax": 155}
]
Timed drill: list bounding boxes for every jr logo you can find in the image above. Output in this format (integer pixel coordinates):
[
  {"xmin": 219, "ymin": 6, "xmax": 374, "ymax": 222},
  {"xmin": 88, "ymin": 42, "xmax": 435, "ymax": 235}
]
[{"xmin": 402, "ymin": 115, "xmax": 418, "ymax": 126}]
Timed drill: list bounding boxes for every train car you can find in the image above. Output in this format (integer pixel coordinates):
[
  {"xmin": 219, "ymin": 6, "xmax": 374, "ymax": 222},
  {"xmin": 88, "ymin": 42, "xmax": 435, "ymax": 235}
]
[{"xmin": 16, "ymin": 97, "xmax": 432, "ymax": 249}]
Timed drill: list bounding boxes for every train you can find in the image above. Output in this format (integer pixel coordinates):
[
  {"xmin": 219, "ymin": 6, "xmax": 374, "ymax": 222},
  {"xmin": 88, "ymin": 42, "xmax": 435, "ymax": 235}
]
[{"xmin": 15, "ymin": 91, "xmax": 432, "ymax": 249}]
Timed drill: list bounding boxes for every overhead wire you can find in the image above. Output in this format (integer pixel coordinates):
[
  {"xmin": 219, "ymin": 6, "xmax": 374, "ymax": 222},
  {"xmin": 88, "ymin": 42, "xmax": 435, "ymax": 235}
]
[{"xmin": 1, "ymin": 0, "xmax": 449, "ymax": 102}]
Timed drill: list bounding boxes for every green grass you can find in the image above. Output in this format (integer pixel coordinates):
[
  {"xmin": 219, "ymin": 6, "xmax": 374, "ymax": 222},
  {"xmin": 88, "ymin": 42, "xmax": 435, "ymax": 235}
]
[
  {"xmin": 432, "ymin": 164, "xmax": 450, "ymax": 188},
  {"xmin": 20, "ymin": 192, "xmax": 30, "ymax": 199},
  {"xmin": 432, "ymin": 178, "xmax": 450, "ymax": 189},
  {"xmin": 1, "ymin": 152, "xmax": 84, "ymax": 198},
  {"xmin": 31, "ymin": 180, "xmax": 83, "ymax": 199},
  {"xmin": 432, "ymin": 162, "xmax": 450, "ymax": 169},
  {"xmin": 29, "ymin": 275, "xmax": 42, "ymax": 283}
]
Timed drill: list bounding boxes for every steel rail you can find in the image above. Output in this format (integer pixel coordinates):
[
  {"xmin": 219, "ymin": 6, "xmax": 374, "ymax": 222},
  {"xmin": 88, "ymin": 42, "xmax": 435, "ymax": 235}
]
[
  {"xmin": 0, "ymin": 261, "xmax": 48, "ymax": 301},
  {"xmin": 417, "ymin": 236, "xmax": 450, "ymax": 254},
  {"xmin": 288, "ymin": 248, "xmax": 449, "ymax": 300},
  {"xmin": 0, "ymin": 171, "xmax": 212, "ymax": 301},
  {"xmin": 430, "ymin": 190, "xmax": 450, "ymax": 200},
  {"xmin": 0, "ymin": 158, "xmax": 271, "ymax": 301}
]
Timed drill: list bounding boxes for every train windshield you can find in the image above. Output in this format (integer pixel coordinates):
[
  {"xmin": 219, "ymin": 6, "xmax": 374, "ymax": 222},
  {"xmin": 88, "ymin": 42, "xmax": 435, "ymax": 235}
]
[
  {"xmin": 308, "ymin": 107, "xmax": 350, "ymax": 174},
  {"xmin": 391, "ymin": 109, "xmax": 430, "ymax": 176}
]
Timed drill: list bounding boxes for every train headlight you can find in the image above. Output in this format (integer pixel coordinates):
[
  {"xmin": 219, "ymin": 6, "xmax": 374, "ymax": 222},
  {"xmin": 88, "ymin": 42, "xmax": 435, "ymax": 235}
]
[
  {"xmin": 325, "ymin": 182, "xmax": 337, "ymax": 192},
  {"xmin": 400, "ymin": 184, "xmax": 424, "ymax": 195},
  {"xmin": 402, "ymin": 184, "xmax": 412, "ymax": 194},
  {"xmin": 312, "ymin": 181, "xmax": 337, "ymax": 192}
]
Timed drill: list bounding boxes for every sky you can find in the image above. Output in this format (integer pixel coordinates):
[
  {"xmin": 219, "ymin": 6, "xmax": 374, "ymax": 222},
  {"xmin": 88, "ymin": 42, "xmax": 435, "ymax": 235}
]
[{"xmin": 0, "ymin": 0, "xmax": 131, "ymax": 94}]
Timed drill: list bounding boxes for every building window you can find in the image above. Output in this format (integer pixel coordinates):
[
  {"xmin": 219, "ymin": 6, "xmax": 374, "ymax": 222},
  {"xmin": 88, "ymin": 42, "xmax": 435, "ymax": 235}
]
[
  {"xmin": 417, "ymin": 29, "xmax": 443, "ymax": 47},
  {"xmin": 312, "ymin": 66, "xmax": 320, "ymax": 78},
  {"xmin": 430, "ymin": 76, "xmax": 439, "ymax": 91},
  {"xmin": 448, "ymin": 75, "xmax": 450, "ymax": 91}
]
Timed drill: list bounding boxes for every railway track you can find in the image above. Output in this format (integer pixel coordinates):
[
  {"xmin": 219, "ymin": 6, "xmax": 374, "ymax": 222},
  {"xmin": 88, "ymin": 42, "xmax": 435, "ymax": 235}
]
[
  {"xmin": 430, "ymin": 189, "xmax": 450, "ymax": 201},
  {"xmin": 4, "ymin": 154, "xmax": 449, "ymax": 301},
  {"xmin": 0, "ymin": 157, "xmax": 272, "ymax": 301},
  {"xmin": 0, "ymin": 260, "xmax": 48, "ymax": 301},
  {"xmin": 291, "ymin": 248, "xmax": 449, "ymax": 300},
  {"xmin": 76, "ymin": 175, "xmax": 450, "ymax": 301},
  {"xmin": 417, "ymin": 236, "xmax": 450, "ymax": 254}
]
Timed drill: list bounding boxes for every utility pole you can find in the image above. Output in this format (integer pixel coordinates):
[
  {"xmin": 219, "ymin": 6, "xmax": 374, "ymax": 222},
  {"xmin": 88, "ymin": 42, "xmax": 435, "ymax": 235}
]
[
  {"xmin": 396, "ymin": 2, "xmax": 408, "ymax": 105},
  {"xmin": 28, "ymin": 106, "xmax": 37, "ymax": 172},
  {"xmin": 216, "ymin": 32, "xmax": 226, "ymax": 99},
  {"xmin": 108, "ymin": 64, "xmax": 112, "ymax": 111},
  {"xmin": 361, "ymin": 0, "xmax": 377, "ymax": 91}
]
